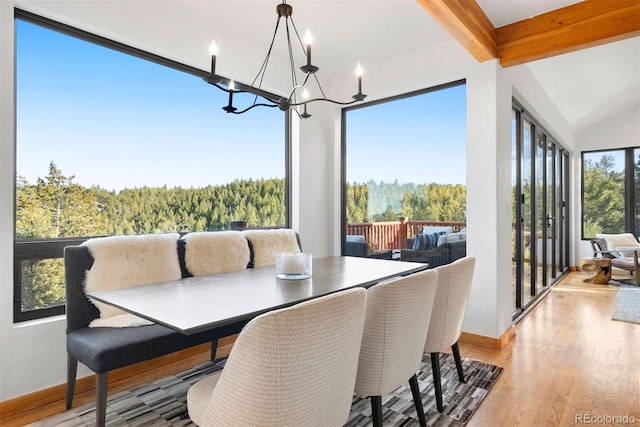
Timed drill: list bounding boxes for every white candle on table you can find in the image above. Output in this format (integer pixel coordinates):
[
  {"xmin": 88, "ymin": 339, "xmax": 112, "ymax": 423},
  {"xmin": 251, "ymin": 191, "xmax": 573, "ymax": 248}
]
[{"xmin": 281, "ymin": 253, "xmax": 306, "ymax": 275}]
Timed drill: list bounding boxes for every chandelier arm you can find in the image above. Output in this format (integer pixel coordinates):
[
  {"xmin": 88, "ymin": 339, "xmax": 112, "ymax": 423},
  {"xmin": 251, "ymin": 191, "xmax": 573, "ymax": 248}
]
[
  {"xmin": 285, "ymin": 19, "xmax": 300, "ymax": 106},
  {"xmin": 228, "ymin": 103, "xmax": 280, "ymax": 114},
  {"xmin": 290, "ymin": 105, "xmax": 304, "ymax": 120},
  {"xmin": 251, "ymin": 15, "xmax": 283, "ymax": 89},
  {"xmin": 211, "ymin": 82, "xmax": 248, "ymax": 94},
  {"xmin": 311, "ymin": 72, "xmax": 328, "ymax": 99},
  {"xmin": 286, "ymin": 71, "xmax": 312, "ymax": 103},
  {"xmin": 290, "ymin": 97, "xmax": 362, "ymax": 107},
  {"xmin": 211, "ymin": 82, "xmax": 281, "ymax": 106}
]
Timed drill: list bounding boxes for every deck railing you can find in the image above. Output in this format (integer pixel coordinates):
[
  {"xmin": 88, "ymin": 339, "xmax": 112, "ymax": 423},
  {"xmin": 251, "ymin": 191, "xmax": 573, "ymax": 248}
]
[{"xmin": 347, "ymin": 218, "xmax": 466, "ymax": 251}]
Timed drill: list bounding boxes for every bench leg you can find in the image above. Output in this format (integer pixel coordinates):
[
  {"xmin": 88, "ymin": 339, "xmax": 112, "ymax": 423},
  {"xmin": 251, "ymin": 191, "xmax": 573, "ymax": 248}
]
[
  {"xmin": 96, "ymin": 372, "xmax": 108, "ymax": 427},
  {"xmin": 66, "ymin": 355, "xmax": 78, "ymax": 409}
]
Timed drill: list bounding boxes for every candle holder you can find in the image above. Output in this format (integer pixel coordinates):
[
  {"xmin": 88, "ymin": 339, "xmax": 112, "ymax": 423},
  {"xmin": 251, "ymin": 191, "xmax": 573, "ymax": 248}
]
[{"xmin": 276, "ymin": 253, "xmax": 312, "ymax": 280}]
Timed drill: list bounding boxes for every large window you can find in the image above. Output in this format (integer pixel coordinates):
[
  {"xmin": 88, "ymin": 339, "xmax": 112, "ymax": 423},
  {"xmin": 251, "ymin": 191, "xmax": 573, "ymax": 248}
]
[
  {"xmin": 581, "ymin": 147, "xmax": 640, "ymax": 239},
  {"xmin": 14, "ymin": 11, "xmax": 287, "ymax": 322},
  {"xmin": 342, "ymin": 81, "xmax": 466, "ymax": 257}
]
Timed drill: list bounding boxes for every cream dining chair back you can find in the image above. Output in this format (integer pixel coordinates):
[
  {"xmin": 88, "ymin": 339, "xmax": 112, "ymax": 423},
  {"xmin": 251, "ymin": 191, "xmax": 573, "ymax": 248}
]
[
  {"xmin": 187, "ymin": 287, "xmax": 367, "ymax": 427},
  {"xmin": 424, "ymin": 256, "xmax": 476, "ymax": 412},
  {"xmin": 354, "ymin": 269, "xmax": 439, "ymax": 427}
]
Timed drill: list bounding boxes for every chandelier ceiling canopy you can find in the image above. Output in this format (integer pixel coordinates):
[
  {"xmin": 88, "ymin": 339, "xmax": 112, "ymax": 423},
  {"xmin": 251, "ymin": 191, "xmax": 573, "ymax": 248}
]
[{"xmin": 203, "ymin": 0, "xmax": 367, "ymax": 119}]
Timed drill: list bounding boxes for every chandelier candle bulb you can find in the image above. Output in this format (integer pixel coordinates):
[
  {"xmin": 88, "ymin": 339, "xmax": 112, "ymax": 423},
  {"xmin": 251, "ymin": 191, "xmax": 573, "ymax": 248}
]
[
  {"xmin": 209, "ymin": 40, "xmax": 218, "ymax": 75},
  {"xmin": 304, "ymin": 30, "xmax": 312, "ymax": 67},
  {"xmin": 223, "ymin": 78, "xmax": 237, "ymax": 113},
  {"xmin": 356, "ymin": 63, "xmax": 363, "ymax": 94},
  {"xmin": 301, "ymin": 88, "xmax": 311, "ymax": 118}
]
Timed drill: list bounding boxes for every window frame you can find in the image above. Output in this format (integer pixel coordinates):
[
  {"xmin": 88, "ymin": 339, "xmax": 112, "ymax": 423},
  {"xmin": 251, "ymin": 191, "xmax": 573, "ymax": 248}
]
[
  {"xmin": 580, "ymin": 146, "xmax": 639, "ymax": 240},
  {"xmin": 340, "ymin": 79, "xmax": 466, "ymax": 255},
  {"xmin": 13, "ymin": 9, "xmax": 290, "ymax": 322}
]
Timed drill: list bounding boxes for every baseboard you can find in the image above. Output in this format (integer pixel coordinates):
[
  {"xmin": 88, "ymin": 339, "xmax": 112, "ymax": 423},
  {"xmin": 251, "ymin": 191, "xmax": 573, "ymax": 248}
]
[
  {"xmin": 460, "ymin": 326, "xmax": 516, "ymax": 349},
  {"xmin": 0, "ymin": 336, "xmax": 237, "ymax": 419}
]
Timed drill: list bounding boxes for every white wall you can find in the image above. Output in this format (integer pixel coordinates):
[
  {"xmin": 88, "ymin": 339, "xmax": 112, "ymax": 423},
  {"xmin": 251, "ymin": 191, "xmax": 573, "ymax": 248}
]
[
  {"xmin": 0, "ymin": 1, "xmax": 592, "ymax": 402},
  {"xmin": 1, "ymin": 1, "xmax": 78, "ymax": 401},
  {"xmin": 296, "ymin": 101, "xmax": 339, "ymax": 257},
  {"xmin": 574, "ymin": 105, "xmax": 640, "ymax": 260}
]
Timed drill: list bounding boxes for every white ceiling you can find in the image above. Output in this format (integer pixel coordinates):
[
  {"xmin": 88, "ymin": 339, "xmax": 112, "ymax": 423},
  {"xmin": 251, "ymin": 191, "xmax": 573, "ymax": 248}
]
[
  {"xmin": 16, "ymin": 0, "xmax": 640, "ymax": 134},
  {"xmin": 477, "ymin": 0, "xmax": 580, "ymax": 27}
]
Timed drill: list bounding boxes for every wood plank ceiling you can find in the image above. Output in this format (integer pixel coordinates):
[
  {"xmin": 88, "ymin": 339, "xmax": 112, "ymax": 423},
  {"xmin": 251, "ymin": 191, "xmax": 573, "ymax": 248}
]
[{"xmin": 416, "ymin": 0, "xmax": 640, "ymax": 67}]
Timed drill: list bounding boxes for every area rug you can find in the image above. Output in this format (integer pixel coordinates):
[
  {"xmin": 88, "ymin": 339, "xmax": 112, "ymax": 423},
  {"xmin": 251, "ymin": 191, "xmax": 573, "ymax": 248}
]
[
  {"xmin": 28, "ymin": 353, "xmax": 502, "ymax": 427},
  {"xmin": 612, "ymin": 284, "xmax": 640, "ymax": 324}
]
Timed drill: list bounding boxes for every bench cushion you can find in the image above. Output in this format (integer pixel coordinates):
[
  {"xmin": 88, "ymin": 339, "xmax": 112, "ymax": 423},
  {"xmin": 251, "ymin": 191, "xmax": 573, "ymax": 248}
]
[
  {"xmin": 242, "ymin": 229, "xmax": 300, "ymax": 268},
  {"xmin": 83, "ymin": 233, "xmax": 181, "ymax": 327},
  {"xmin": 182, "ymin": 231, "xmax": 250, "ymax": 276}
]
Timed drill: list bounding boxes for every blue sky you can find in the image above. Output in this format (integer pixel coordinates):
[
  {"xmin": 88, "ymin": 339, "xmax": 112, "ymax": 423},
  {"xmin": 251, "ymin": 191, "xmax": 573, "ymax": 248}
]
[
  {"xmin": 16, "ymin": 20, "xmax": 284, "ymax": 191},
  {"xmin": 346, "ymin": 84, "xmax": 466, "ymax": 185},
  {"xmin": 17, "ymin": 19, "xmax": 466, "ymax": 191}
]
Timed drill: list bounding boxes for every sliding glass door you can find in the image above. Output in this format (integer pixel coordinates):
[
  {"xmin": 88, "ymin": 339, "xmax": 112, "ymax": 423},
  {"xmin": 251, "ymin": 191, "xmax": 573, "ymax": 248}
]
[{"xmin": 512, "ymin": 103, "xmax": 570, "ymax": 318}]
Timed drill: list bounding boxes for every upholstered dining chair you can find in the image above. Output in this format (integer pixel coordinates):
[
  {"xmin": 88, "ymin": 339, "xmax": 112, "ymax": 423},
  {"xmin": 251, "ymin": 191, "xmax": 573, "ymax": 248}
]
[
  {"xmin": 424, "ymin": 256, "xmax": 476, "ymax": 412},
  {"xmin": 187, "ymin": 288, "xmax": 367, "ymax": 427},
  {"xmin": 354, "ymin": 269, "xmax": 439, "ymax": 427}
]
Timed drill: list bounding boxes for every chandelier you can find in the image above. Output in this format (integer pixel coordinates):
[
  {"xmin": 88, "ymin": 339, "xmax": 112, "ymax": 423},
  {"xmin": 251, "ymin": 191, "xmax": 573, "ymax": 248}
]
[{"xmin": 203, "ymin": 0, "xmax": 367, "ymax": 119}]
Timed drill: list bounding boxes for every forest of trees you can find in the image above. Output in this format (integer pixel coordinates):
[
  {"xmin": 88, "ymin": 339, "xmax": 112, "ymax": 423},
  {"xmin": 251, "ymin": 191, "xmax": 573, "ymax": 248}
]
[
  {"xmin": 17, "ymin": 162, "xmax": 467, "ymax": 311},
  {"xmin": 20, "ymin": 152, "xmax": 630, "ymax": 312},
  {"xmin": 346, "ymin": 180, "xmax": 466, "ymax": 223},
  {"xmin": 18, "ymin": 163, "xmax": 468, "ymax": 241}
]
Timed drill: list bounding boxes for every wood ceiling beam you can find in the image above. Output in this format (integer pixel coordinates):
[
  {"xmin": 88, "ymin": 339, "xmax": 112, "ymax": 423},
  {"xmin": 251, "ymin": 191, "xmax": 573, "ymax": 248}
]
[
  {"xmin": 496, "ymin": 0, "xmax": 640, "ymax": 67},
  {"xmin": 416, "ymin": 0, "xmax": 497, "ymax": 62},
  {"xmin": 417, "ymin": 0, "xmax": 640, "ymax": 68}
]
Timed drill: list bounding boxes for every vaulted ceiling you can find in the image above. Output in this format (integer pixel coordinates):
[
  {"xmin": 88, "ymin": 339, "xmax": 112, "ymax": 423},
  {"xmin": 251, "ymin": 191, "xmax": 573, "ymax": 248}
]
[
  {"xmin": 423, "ymin": 0, "xmax": 640, "ymax": 131},
  {"xmin": 15, "ymin": 0, "xmax": 640, "ymax": 133}
]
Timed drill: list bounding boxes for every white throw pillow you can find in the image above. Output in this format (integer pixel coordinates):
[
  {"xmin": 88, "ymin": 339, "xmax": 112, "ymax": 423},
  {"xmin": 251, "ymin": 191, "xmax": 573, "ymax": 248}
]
[
  {"xmin": 422, "ymin": 226, "xmax": 452, "ymax": 235},
  {"xmin": 437, "ymin": 233, "xmax": 461, "ymax": 246},
  {"xmin": 596, "ymin": 233, "xmax": 639, "ymax": 258}
]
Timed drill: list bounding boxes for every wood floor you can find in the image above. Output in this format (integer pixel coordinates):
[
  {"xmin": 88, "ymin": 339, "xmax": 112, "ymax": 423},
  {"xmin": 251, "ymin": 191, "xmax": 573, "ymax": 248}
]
[
  {"xmin": 2, "ymin": 271, "xmax": 639, "ymax": 426},
  {"xmin": 466, "ymin": 272, "xmax": 640, "ymax": 426}
]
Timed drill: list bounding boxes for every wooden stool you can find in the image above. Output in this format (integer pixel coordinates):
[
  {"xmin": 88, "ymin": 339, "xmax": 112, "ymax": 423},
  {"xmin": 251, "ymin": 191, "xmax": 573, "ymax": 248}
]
[{"xmin": 581, "ymin": 257, "xmax": 612, "ymax": 284}]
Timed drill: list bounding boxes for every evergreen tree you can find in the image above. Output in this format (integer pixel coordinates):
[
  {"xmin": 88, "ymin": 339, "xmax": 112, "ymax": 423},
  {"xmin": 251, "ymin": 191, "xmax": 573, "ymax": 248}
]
[
  {"xmin": 583, "ymin": 155, "xmax": 625, "ymax": 237},
  {"xmin": 17, "ymin": 162, "xmax": 108, "ymax": 310}
]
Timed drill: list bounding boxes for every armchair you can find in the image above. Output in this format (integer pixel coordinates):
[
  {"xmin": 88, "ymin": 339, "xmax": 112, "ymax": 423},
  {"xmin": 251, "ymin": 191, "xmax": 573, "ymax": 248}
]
[
  {"xmin": 590, "ymin": 234, "xmax": 640, "ymax": 285},
  {"xmin": 401, "ymin": 237, "xmax": 466, "ymax": 268},
  {"xmin": 345, "ymin": 235, "xmax": 393, "ymax": 260}
]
